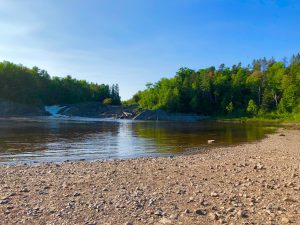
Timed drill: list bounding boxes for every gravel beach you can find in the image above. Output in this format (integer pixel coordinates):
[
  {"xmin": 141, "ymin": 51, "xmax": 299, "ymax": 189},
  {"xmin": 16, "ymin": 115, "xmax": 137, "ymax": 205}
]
[{"xmin": 0, "ymin": 126, "xmax": 299, "ymax": 225}]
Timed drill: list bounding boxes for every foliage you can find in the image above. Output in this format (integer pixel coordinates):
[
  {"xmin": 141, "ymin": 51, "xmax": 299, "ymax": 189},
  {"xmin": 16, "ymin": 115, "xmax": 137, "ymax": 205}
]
[
  {"xmin": 0, "ymin": 61, "xmax": 121, "ymax": 105},
  {"xmin": 129, "ymin": 54, "xmax": 300, "ymax": 117},
  {"xmin": 226, "ymin": 102, "xmax": 234, "ymax": 114},
  {"xmin": 103, "ymin": 98, "xmax": 112, "ymax": 105},
  {"xmin": 246, "ymin": 99, "xmax": 258, "ymax": 115}
]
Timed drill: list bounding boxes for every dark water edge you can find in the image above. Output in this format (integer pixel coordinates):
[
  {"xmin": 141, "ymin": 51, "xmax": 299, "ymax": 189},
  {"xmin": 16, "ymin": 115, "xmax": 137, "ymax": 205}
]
[{"xmin": 0, "ymin": 117, "xmax": 281, "ymax": 166}]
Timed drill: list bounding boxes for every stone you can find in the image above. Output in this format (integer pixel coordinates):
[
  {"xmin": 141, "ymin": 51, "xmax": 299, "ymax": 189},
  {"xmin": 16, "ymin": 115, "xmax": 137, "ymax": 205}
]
[
  {"xmin": 210, "ymin": 192, "xmax": 219, "ymax": 197},
  {"xmin": 20, "ymin": 188, "xmax": 30, "ymax": 193},
  {"xmin": 208, "ymin": 140, "xmax": 215, "ymax": 144},
  {"xmin": 169, "ymin": 214, "xmax": 179, "ymax": 220},
  {"xmin": 159, "ymin": 218, "xmax": 172, "ymax": 224},
  {"xmin": 208, "ymin": 212, "xmax": 218, "ymax": 220},
  {"xmin": 124, "ymin": 222, "xmax": 133, "ymax": 225},
  {"xmin": 154, "ymin": 210, "xmax": 163, "ymax": 216},
  {"xmin": 0, "ymin": 199, "xmax": 9, "ymax": 204},
  {"xmin": 254, "ymin": 163, "xmax": 264, "ymax": 170},
  {"xmin": 281, "ymin": 217, "xmax": 291, "ymax": 223},
  {"xmin": 184, "ymin": 209, "xmax": 191, "ymax": 214},
  {"xmin": 283, "ymin": 197, "xmax": 297, "ymax": 202},
  {"xmin": 195, "ymin": 209, "xmax": 207, "ymax": 215},
  {"xmin": 237, "ymin": 210, "xmax": 249, "ymax": 218}
]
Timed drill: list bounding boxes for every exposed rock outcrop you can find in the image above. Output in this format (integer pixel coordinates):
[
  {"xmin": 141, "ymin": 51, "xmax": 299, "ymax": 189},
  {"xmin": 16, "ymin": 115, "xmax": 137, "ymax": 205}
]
[
  {"xmin": 0, "ymin": 99, "xmax": 49, "ymax": 117},
  {"xmin": 58, "ymin": 102, "xmax": 137, "ymax": 119}
]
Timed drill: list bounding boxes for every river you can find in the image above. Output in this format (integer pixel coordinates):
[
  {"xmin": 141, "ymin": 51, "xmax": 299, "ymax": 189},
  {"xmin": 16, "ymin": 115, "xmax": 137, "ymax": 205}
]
[{"xmin": 0, "ymin": 118, "xmax": 278, "ymax": 165}]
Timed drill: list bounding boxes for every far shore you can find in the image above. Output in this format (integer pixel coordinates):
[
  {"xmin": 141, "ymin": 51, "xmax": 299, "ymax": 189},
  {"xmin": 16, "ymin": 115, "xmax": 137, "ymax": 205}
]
[{"xmin": 0, "ymin": 125, "xmax": 299, "ymax": 224}]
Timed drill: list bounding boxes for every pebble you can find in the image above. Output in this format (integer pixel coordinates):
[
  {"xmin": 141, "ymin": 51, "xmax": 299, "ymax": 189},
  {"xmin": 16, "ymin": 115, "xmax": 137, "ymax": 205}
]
[
  {"xmin": 281, "ymin": 217, "xmax": 291, "ymax": 223},
  {"xmin": 124, "ymin": 222, "xmax": 133, "ymax": 225},
  {"xmin": 154, "ymin": 210, "xmax": 163, "ymax": 216},
  {"xmin": 210, "ymin": 192, "xmax": 219, "ymax": 197},
  {"xmin": 159, "ymin": 218, "xmax": 172, "ymax": 224},
  {"xmin": 184, "ymin": 209, "xmax": 191, "ymax": 214},
  {"xmin": 208, "ymin": 212, "xmax": 218, "ymax": 220},
  {"xmin": 195, "ymin": 208, "xmax": 207, "ymax": 215},
  {"xmin": 0, "ymin": 200, "xmax": 9, "ymax": 204},
  {"xmin": 237, "ymin": 210, "xmax": 249, "ymax": 218}
]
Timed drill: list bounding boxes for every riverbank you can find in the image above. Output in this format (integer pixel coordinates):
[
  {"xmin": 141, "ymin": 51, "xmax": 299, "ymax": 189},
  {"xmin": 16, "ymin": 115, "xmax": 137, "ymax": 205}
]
[
  {"xmin": 0, "ymin": 99, "xmax": 49, "ymax": 117},
  {"xmin": 0, "ymin": 126, "xmax": 299, "ymax": 225}
]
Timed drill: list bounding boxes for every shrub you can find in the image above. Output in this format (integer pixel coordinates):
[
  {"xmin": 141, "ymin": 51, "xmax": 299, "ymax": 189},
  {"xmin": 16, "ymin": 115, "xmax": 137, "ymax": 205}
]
[{"xmin": 103, "ymin": 98, "xmax": 112, "ymax": 105}]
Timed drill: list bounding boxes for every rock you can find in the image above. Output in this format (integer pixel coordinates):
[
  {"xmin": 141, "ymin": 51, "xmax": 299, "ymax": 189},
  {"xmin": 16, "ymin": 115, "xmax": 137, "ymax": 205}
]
[
  {"xmin": 210, "ymin": 192, "xmax": 219, "ymax": 197},
  {"xmin": 154, "ymin": 210, "xmax": 163, "ymax": 216},
  {"xmin": 184, "ymin": 209, "xmax": 191, "ymax": 214},
  {"xmin": 281, "ymin": 217, "xmax": 291, "ymax": 223},
  {"xmin": 208, "ymin": 212, "xmax": 218, "ymax": 220},
  {"xmin": 0, "ymin": 99, "xmax": 49, "ymax": 117},
  {"xmin": 291, "ymin": 173, "xmax": 297, "ymax": 178},
  {"xmin": 283, "ymin": 197, "xmax": 297, "ymax": 202},
  {"xmin": 208, "ymin": 140, "xmax": 215, "ymax": 144},
  {"xmin": 169, "ymin": 213, "xmax": 179, "ymax": 220},
  {"xmin": 195, "ymin": 209, "xmax": 207, "ymax": 215},
  {"xmin": 159, "ymin": 218, "xmax": 172, "ymax": 224},
  {"xmin": 20, "ymin": 188, "xmax": 30, "ymax": 193},
  {"xmin": 187, "ymin": 197, "xmax": 194, "ymax": 202},
  {"xmin": 226, "ymin": 207, "xmax": 235, "ymax": 213},
  {"xmin": 219, "ymin": 219, "xmax": 227, "ymax": 224},
  {"xmin": 124, "ymin": 222, "xmax": 133, "ymax": 225},
  {"xmin": 62, "ymin": 182, "xmax": 68, "ymax": 189},
  {"xmin": 0, "ymin": 199, "xmax": 9, "ymax": 204},
  {"xmin": 237, "ymin": 210, "xmax": 249, "ymax": 218},
  {"xmin": 254, "ymin": 163, "xmax": 264, "ymax": 170},
  {"xmin": 73, "ymin": 192, "xmax": 81, "ymax": 197}
]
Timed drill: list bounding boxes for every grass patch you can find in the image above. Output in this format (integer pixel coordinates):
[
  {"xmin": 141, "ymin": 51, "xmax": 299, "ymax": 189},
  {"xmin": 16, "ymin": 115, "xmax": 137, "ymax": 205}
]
[{"xmin": 212, "ymin": 113, "xmax": 300, "ymax": 123}]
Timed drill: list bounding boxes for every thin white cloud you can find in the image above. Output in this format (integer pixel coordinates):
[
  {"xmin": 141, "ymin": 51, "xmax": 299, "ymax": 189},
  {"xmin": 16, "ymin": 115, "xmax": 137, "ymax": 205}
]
[{"xmin": 0, "ymin": 21, "xmax": 41, "ymax": 36}]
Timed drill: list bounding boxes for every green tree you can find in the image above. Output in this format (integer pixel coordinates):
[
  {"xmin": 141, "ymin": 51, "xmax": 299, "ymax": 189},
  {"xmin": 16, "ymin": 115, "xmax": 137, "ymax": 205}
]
[
  {"xmin": 246, "ymin": 99, "xmax": 258, "ymax": 115},
  {"xmin": 226, "ymin": 102, "xmax": 234, "ymax": 114}
]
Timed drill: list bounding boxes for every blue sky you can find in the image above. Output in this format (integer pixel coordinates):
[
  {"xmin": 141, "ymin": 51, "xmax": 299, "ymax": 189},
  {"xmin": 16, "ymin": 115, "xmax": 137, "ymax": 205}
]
[{"xmin": 0, "ymin": 0, "xmax": 299, "ymax": 99}]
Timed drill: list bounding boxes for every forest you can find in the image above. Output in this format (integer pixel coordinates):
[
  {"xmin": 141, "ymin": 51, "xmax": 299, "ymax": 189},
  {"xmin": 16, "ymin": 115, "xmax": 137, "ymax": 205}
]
[
  {"xmin": 0, "ymin": 61, "xmax": 121, "ymax": 105},
  {"xmin": 127, "ymin": 54, "xmax": 300, "ymax": 118},
  {"xmin": 1, "ymin": 54, "xmax": 300, "ymax": 119}
]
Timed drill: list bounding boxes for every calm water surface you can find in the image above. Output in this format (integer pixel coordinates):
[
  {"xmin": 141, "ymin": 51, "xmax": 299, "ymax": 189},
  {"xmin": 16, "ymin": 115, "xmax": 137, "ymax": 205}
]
[{"xmin": 0, "ymin": 118, "xmax": 279, "ymax": 165}]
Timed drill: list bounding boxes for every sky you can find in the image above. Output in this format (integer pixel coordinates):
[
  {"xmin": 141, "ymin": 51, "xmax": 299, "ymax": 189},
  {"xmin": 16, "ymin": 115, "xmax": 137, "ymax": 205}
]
[{"xmin": 0, "ymin": 0, "xmax": 299, "ymax": 99}]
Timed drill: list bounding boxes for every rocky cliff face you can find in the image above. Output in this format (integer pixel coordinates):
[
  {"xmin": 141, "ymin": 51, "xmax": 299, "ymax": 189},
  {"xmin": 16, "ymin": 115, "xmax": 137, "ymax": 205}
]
[{"xmin": 0, "ymin": 100, "xmax": 49, "ymax": 117}]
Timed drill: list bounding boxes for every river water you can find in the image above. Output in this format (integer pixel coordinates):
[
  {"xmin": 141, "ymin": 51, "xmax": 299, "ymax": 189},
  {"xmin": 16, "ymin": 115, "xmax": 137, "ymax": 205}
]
[{"xmin": 0, "ymin": 118, "xmax": 278, "ymax": 165}]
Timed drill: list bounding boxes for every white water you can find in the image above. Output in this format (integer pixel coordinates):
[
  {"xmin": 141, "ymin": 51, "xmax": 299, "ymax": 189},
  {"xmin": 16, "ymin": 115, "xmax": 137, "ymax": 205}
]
[
  {"xmin": 44, "ymin": 105, "xmax": 66, "ymax": 117},
  {"xmin": 44, "ymin": 105, "xmax": 117, "ymax": 122}
]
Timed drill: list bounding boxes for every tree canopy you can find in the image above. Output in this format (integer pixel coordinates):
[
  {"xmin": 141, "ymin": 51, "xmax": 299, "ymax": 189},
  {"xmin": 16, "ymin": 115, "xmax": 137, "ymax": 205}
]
[
  {"xmin": 128, "ymin": 54, "xmax": 300, "ymax": 117},
  {"xmin": 0, "ymin": 61, "xmax": 121, "ymax": 105}
]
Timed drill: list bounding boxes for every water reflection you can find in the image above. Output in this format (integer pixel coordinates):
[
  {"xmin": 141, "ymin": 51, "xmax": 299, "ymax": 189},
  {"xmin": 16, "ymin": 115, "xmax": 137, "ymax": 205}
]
[{"xmin": 0, "ymin": 119, "xmax": 278, "ymax": 165}]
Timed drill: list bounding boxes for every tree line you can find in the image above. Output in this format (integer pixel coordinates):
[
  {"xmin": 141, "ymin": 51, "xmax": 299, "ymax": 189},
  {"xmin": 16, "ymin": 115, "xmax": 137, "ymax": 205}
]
[
  {"xmin": 0, "ymin": 61, "xmax": 121, "ymax": 105},
  {"xmin": 127, "ymin": 54, "xmax": 300, "ymax": 117}
]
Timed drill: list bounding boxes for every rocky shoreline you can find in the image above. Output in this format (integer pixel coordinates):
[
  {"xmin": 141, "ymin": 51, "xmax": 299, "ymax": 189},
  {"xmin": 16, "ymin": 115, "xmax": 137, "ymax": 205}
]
[
  {"xmin": 0, "ymin": 100, "xmax": 207, "ymax": 121},
  {"xmin": 0, "ymin": 99, "xmax": 49, "ymax": 117},
  {"xmin": 0, "ymin": 127, "xmax": 299, "ymax": 225}
]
